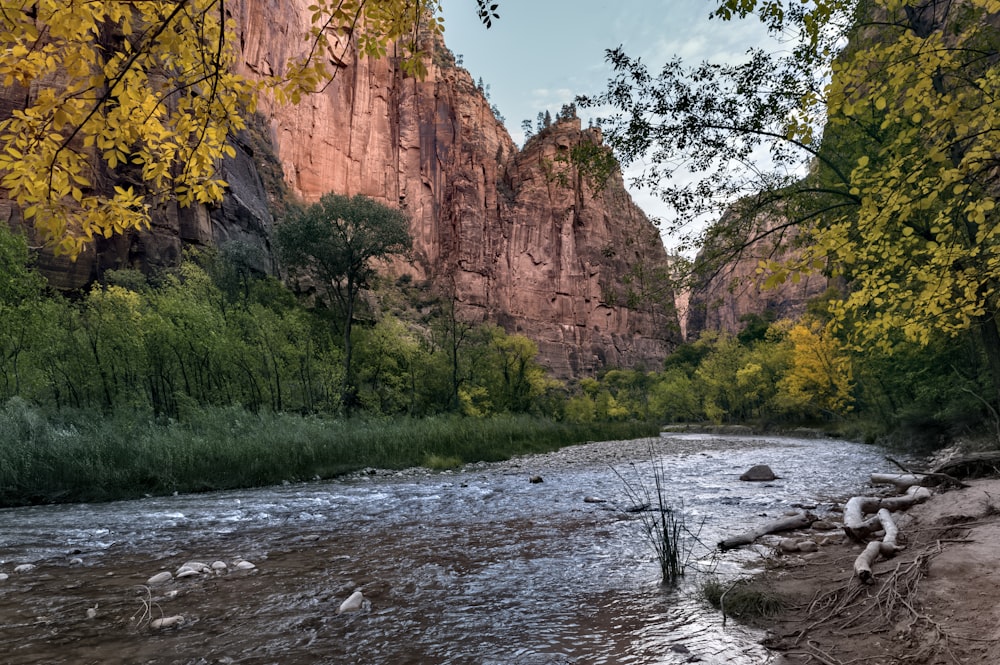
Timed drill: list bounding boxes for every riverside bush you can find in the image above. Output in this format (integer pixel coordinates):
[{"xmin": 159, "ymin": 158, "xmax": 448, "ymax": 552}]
[{"xmin": 0, "ymin": 400, "xmax": 659, "ymax": 506}]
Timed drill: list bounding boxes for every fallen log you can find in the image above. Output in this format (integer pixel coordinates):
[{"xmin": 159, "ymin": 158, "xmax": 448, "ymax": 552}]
[
  {"xmin": 870, "ymin": 473, "xmax": 925, "ymax": 492},
  {"xmin": 718, "ymin": 512, "xmax": 815, "ymax": 551},
  {"xmin": 886, "ymin": 456, "xmax": 968, "ymax": 488},
  {"xmin": 931, "ymin": 452, "xmax": 1000, "ymax": 480},
  {"xmin": 853, "ymin": 508, "xmax": 904, "ymax": 583},
  {"xmin": 843, "ymin": 485, "xmax": 931, "ymax": 540}
]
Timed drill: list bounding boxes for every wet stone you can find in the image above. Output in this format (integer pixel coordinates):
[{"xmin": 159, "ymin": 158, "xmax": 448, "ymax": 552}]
[{"xmin": 740, "ymin": 464, "xmax": 777, "ymax": 481}]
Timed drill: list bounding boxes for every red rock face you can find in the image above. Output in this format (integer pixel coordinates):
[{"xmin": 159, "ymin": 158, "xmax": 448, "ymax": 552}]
[
  {"xmin": 2, "ymin": 2, "xmax": 678, "ymax": 379},
  {"xmin": 234, "ymin": 1, "xmax": 678, "ymax": 378},
  {"xmin": 684, "ymin": 213, "xmax": 830, "ymax": 340}
]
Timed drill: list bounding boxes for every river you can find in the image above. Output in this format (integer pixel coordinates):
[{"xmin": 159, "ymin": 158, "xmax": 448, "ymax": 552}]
[{"xmin": 0, "ymin": 432, "xmax": 894, "ymax": 664}]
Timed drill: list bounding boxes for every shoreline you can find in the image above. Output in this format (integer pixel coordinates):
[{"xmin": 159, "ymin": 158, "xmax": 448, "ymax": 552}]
[{"xmin": 749, "ymin": 477, "xmax": 1000, "ymax": 664}]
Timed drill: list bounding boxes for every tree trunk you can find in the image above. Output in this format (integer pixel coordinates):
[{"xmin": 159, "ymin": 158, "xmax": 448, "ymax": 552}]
[
  {"xmin": 853, "ymin": 508, "xmax": 904, "ymax": 584},
  {"xmin": 978, "ymin": 313, "xmax": 1000, "ymax": 415},
  {"xmin": 718, "ymin": 512, "xmax": 816, "ymax": 550},
  {"xmin": 843, "ymin": 485, "xmax": 931, "ymax": 540}
]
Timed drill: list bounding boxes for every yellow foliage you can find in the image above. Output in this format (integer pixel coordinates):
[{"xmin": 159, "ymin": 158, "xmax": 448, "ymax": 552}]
[
  {"xmin": 0, "ymin": 1, "xmax": 441, "ymax": 258},
  {"xmin": 727, "ymin": 0, "xmax": 1000, "ymax": 354},
  {"xmin": 776, "ymin": 319, "xmax": 852, "ymax": 416}
]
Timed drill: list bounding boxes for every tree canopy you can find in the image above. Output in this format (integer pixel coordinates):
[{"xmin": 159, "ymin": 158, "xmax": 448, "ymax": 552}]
[
  {"xmin": 0, "ymin": 0, "xmax": 446, "ymax": 258},
  {"xmin": 276, "ymin": 192, "xmax": 411, "ymax": 410},
  {"xmin": 581, "ymin": 0, "xmax": 1000, "ymax": 401}
]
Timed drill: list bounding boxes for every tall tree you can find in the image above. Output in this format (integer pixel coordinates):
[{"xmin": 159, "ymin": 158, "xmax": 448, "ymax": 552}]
[
  {"xmin": 276, "ymin": 193, "xmax": 411, "ymax": 411},
  {"xmin": 580, "ymin": 0, "xmax": 1000, "ymax": 405}
]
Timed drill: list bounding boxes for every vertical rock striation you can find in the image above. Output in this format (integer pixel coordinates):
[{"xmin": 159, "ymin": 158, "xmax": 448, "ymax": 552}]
[
  {"xmin": 684, "ymin": 211, "xmax": 829, "ymax": 340},
  {"xmin": 2, "ymin": 1, "xmax": 678, "ymax": 379},
  {"xmin": 234, "ymin": 1, "xmax": 678, "ymax": 377}
]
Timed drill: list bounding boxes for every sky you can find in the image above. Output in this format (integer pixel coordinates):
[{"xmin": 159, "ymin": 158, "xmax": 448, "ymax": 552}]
[{"xmin": 436, "ymin": 0, "xmax": 784, "ymax": 252}]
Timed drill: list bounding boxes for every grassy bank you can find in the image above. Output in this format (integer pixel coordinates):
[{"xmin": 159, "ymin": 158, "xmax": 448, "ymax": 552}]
[{"xmin": 0, "ymin": 398, "xmax": 659, "ymax": 507}]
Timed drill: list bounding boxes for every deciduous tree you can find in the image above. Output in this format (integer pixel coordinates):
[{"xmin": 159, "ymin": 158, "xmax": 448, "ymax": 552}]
[
  {"xmin": 276, "ymin": 193, "xmax": 411, "ymax": 411},
  {"xmin": 0, "ymin": 1, "xmax": 446, "ymax": 257},
  {"xmin": 581, "ymin": 0, "xmax": 1000, "ymax": 405}
]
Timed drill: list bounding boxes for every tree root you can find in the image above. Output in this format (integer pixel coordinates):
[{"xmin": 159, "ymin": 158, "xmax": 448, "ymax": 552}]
[{"xmin": 786, "ymin": 540, "xmax": 978, "ymax": 663}]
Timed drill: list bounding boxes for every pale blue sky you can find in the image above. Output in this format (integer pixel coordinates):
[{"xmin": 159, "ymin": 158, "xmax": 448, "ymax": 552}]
[{"xmin": 437, "ymin": 1, "xmax": 784, "ymax": 250}]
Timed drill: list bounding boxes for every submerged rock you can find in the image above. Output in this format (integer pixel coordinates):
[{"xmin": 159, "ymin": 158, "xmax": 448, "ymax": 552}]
[
  {"xmin": 150, "ymin": 615, "xmax": 185, "ymax": 629},
  {"xmin": 147, "ymin": 571, "xmax": 172, "ymax": 585}
]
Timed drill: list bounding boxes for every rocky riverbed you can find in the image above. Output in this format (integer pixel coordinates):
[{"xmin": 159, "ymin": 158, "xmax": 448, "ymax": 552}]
[{"xmin": 0, "ymin": 432, "xmax": 896, "ymax": 664}]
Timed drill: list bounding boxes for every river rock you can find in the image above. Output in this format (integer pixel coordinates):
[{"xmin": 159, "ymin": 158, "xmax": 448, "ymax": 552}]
[
  {"xmin": 181, "ymin": 561, "xmax": 211, "ymax": 574},
  {"xmin": 147, "ymin": 571, "xmax": 172, "ymax": 585},
  {"xmin": 14, "ymin": 563, "xmax": 37, "ymax": 574},
  {"xmin": 0, "ymin": 573, "xmax": 8, "ymax": 581},
  {"xmin": 583, "ymin": 496, "xmax": 606, "ymax": 503},
  {"xmin": 811, "ymin": 520, "xmax": 837, "ymax": 531},
  {"xmin": 211, "ymin": 560, "xmax": 228, "ymax": 572},
  {"xmin": 778, "ymin": 539, "xmax": 801, "ymax": 553},
  {"xmin": 150, "ymin": 615, "xmax": 185, "ymax": 629},
  {"xmin": 529, "ymin": 475, "xmax": 543, "ymax": 484},
  {"xmin": 337, "ymin": 590, "xmax": 366, "ymax": 614},
  {"xmin": 234, "ymin": 560, "xmax": 256, "ymax": 571},
  {"xmin": 739, "ymin": 464, "xmax": 777, "ymax": 481},
  {"xmin": 797, "ymin": 540, "xmax": 819, "ymax": 553}
]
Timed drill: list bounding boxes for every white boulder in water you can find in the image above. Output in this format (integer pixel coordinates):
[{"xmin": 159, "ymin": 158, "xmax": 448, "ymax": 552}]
[
  {"xmin": 337, "ymin": 590, "xmax": 366, "ymax": 614},
  {"xmin": 14, "ymin": 564, "xmax": 37, "ymax": 574},
  {"xmin": 146, "ymin": 571, "xmax": 172, "ymax": 585},
  {"xmin": 150, "ymin": 615, "xmax": 185, "ymax": 629},
  {"xmin": 234, "ymin": 560, "xmax": 256, "ymax": 571},
  {"xmin": 0, "ymin": 573, "xmax": 8, "ymax": 581},
  {"xmin": 211, "ymin": 560, "xmax": 228, "ymax": 572}
]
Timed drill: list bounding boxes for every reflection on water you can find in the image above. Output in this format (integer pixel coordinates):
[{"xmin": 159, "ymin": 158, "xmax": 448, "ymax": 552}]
[{"xmin": 0, "ymin": 433, "xmax": 892, "ymax": 664}]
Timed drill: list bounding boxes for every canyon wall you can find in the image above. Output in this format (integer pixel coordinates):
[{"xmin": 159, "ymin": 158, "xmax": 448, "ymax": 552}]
[
  {"xmin": 230, "ymin": 0, "xmax": 679, "ymax": 377},
  {"xmin": 1, "ymin": 2, "xmax": 679, "ymax": 379},
  {"xmin": 684, "ymin": 212, "xmax": 829, "ymax": 340}
]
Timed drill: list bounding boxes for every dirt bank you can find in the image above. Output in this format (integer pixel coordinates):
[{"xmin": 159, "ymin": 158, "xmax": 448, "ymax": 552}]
[{"xmin": 756, "ymin": 477, "xmax": 1000, "ymax": 664}]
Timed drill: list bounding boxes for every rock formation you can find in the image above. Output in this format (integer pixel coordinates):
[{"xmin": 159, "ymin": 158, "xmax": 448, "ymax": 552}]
[
  {"xmin": 684, "ymin": 209, "xmax": 829, "ymax": 340},
  {"xmin": 234, "ymin": 0, "xmax": 679, "ymax": 377},
  {"xmin": 1, "ymin": 3, "xmax": 679, "ymax": 379}
]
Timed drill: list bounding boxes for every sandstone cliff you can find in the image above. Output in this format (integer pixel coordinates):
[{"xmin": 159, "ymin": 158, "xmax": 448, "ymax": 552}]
[
  {"xmin": 684, "ymin": 209, "xmax": 829, "ymax": 340},
  {"xmin": 233, "ymin": 0, "xmax": 678, "ymax": 377},
  {"xmin": 1, "ymin": 3, "xmax": 679, "ymax": 379}
]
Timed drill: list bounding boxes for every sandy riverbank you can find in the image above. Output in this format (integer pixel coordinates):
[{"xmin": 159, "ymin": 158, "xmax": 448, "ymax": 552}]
[{"xmin": 754, "ymin": 476, "xmax": 1000, "ymax": 664}]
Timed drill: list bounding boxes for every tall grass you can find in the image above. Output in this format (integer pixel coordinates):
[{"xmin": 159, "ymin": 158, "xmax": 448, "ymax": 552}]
[
  {"xmin": 0, "ymin": 397, "xmax": 659, "ymax": 507},
  {"xmin": 613, "ymin": 448, "xmax": 700, "ymax": 586}
]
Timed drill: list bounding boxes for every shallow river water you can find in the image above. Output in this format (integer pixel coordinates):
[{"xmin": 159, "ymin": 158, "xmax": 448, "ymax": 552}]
[{"xmin": 0, "ymin": 433, "xmax": 895, "ymax": 665}]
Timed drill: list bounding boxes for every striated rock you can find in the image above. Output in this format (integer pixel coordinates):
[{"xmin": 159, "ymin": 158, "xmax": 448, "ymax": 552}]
[
  {"xmin": 685, "ymin": 208, "xmax": 830, "ymax": 340},
  {"xmin": 234, "ymin": 6, "xmax": 678, "ymax": 378}
]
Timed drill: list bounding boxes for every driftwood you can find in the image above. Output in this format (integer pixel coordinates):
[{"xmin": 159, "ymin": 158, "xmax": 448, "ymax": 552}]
[
  {"xmin": 870, "ymin": 473, "xmax": 925, "ymax": 492},
  {"xmin": 885, "ymin": 456, "xmax": 968, "ymax": 488},
  {"xmin": 853, "ymin": 508, "xmax": 904, "ymax": 584},
  {"xmin": 931, "ymin": 451, "xmax": 1000, "ymax": 480},
  {"xmin": 843, "ymin": 485, "xmax": 931, "ymax": 540},
  {"xmin": 718, "ymin": 512, "xmax": 815, "ymax": 551}
]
